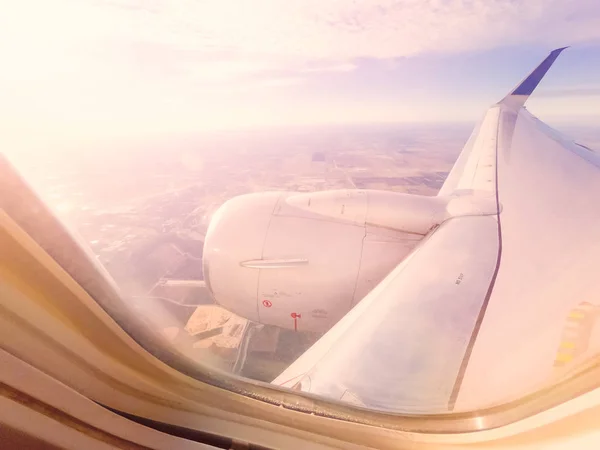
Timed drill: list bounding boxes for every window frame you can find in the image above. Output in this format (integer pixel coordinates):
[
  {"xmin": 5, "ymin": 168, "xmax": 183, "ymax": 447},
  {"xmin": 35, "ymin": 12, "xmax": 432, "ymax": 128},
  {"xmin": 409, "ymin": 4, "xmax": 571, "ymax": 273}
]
[{"xmin": 3, "ymin": 154, "xmax": 600, "ymax": 446}]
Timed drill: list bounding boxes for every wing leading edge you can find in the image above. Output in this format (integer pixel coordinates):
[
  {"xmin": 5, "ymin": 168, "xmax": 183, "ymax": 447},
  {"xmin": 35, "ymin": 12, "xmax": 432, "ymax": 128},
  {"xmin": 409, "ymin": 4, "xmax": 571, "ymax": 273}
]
[{"xmin": 273, "ymin": 48, "xmax": 600, "ymax": 413}]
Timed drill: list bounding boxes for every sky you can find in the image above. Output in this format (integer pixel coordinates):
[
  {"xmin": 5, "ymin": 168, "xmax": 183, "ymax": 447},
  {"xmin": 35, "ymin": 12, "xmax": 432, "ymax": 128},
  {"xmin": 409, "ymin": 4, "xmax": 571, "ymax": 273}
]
[{"xmin": 1, "ymin": 0, "xmax": 600, "ymax": 149}]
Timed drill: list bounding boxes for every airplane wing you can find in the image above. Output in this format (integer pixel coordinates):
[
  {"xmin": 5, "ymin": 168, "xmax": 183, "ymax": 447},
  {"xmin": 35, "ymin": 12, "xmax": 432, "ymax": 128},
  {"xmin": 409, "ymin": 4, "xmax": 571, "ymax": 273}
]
[{"xmin": 273, "ymin": 48, "xmax": 600, "ymax": 413}]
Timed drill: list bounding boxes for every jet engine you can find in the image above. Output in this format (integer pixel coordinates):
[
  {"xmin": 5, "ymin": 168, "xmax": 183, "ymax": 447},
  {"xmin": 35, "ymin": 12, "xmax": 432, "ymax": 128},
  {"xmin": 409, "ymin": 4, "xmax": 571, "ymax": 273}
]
[{"xmin": 203, "ymin": 190, "xmax": 449, "ymax": 332}]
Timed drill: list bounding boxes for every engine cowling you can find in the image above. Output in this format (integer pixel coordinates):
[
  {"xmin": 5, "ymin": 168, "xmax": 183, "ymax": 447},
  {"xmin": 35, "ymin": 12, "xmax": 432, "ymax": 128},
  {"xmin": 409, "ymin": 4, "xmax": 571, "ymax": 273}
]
[{"xmin": 203, "ymin": 190, "xmax": 447, "ymax": 332}]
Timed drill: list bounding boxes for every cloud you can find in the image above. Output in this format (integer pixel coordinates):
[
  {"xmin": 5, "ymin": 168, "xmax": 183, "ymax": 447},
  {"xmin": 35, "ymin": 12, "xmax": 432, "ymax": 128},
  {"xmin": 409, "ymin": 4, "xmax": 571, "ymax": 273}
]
[
  {"xmin": 4, "ymin": 0, "xmax": 600, "ymax": 85},
  {"xmin": 537, "ymin": 85, "xmax": 600, "ymax": 97},
  {"xmin": 95, "ymin": 0, "xmax": 600, "ymax": 60},
  {"xmin": 186, "ymin": 60, "xmax": 274, "ymax": 82},
  {"xmin": 258, "ymin": 77, "xmax": 306, "ymax": 87},
  {"xmin": 2, "ymin": 0, "xmax": 600, "ymax": 136},
  {"xmin": 205, "ymin": 76, "xmax": 306, "ymax": 93},
  {"xmin": 301, "ymin": 63, "xmax": 357, "ymax": 73}
]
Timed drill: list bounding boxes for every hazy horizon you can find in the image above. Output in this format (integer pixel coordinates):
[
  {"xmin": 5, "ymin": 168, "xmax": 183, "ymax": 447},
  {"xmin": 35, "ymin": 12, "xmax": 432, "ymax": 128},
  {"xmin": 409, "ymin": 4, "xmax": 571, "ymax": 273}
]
[{"xmin": 1, "ymin": 0, "xmax": 599, "ymax": 156}]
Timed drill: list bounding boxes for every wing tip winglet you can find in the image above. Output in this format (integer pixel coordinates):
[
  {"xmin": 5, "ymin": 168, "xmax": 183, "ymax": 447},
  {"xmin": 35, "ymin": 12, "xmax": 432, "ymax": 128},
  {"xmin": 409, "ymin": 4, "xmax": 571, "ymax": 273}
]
[{"xmin": 501, "ymin": 46, "xmax": 569, "ymax": 106}]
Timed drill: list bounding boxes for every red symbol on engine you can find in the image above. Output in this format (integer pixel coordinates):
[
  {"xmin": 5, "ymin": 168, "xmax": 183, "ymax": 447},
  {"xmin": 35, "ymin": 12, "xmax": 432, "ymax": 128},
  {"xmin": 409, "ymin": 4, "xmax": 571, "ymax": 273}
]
[
  {"xmin": 291, "ymin": 312, "xmax": 302, "ymax": 331},
  {"xmin": 262, "ymin": 300, "xmax": 272, "ymax": 308}
]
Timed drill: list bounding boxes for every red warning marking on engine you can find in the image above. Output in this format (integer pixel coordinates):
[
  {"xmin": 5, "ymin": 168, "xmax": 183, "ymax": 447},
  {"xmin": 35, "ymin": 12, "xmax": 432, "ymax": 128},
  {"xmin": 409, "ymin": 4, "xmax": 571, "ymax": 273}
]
[
  {"xmin": 291, "ymin": 312, "xmax": 302, "ymax": 331},
  {"xmin": 262, "ymin": 300, "xmax": 272, "ymax": 308}
]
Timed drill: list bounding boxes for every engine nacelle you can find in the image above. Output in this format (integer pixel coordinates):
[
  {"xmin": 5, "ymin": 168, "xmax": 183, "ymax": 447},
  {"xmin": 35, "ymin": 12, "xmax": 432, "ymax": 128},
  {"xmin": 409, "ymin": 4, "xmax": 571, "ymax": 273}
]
[{"xmin": 203, "ymin": 190, "xmax": 448, "ymax": 332}]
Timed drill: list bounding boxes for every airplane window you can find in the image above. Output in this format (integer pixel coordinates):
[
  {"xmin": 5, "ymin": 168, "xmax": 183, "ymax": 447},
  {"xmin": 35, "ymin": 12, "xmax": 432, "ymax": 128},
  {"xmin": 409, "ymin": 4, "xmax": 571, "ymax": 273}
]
[{"xmin": 2, "ymin": 0, "xmax": 600, "ymax": 424}]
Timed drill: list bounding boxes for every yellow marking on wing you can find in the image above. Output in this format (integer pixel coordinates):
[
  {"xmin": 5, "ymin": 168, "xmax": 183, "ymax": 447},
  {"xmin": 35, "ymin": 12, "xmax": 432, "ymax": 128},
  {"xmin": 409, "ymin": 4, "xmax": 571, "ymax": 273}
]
[
  {"xmin": 555, "ymin": 353, "xmax": 573, "ymax": 363},
  {"xmin": 559, "ymin": 341, "xmax": 576, "ymax": 349}
]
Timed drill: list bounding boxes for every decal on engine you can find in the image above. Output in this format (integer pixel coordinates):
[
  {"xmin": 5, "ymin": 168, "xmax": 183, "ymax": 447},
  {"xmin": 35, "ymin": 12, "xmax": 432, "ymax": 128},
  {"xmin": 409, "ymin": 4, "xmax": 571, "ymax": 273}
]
[
  {"xmin": 262, "ymin": 300, "xmax": 272, "ymax": 308},
  {"xmin": 311, "ymin": 308, "xmax": 328, "ymax": 319},
  {"xmin": 291, "ymin": 312, "xmax": 301, "ymax": 331},
  {"xmin": 455, "ymin": 273, "xmax": 464, "ymax": 285}
]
